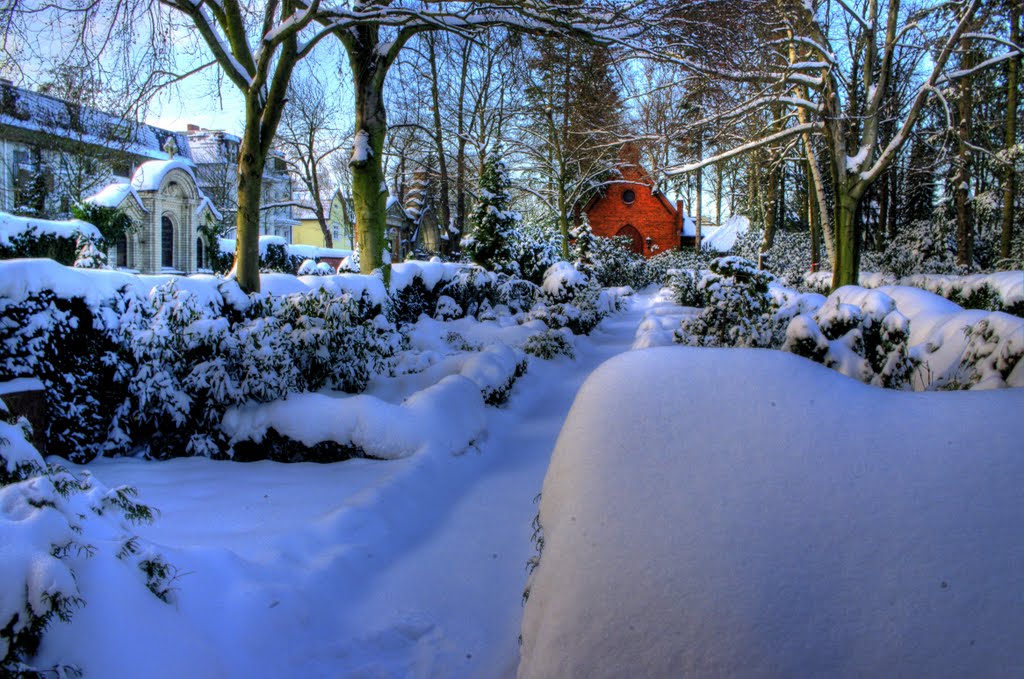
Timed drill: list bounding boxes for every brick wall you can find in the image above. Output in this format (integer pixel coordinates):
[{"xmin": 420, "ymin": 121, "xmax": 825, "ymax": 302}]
[{"xmin": 585, "ymin": 165, "xmax": 681, "ymax": 258}]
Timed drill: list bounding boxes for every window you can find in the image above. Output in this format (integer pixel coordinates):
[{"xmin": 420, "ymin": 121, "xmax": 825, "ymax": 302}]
[
  {"xmin": 196, "ymin": 237, "xmax": 205, "ymax": 269},
  {"xmin": 622, "ymin": 189, "xmax": 636, "ymax": 205},
  {"xmin": 162, "ymin": 216, "xmax": 174, "ymax": 268}
]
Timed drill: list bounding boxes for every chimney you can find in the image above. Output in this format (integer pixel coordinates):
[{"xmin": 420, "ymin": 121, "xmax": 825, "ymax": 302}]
[{"xmin": 187, "ymin": 124, "xmax": 202, "ymax": 132}]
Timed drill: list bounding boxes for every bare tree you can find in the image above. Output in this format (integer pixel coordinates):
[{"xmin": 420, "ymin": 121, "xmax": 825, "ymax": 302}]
[
  {"xmin": 275, "ymin": 66, "xmax": 350, "ymax": 248},
  {"xmin": 313, "ymin": 1, "xmax": 663, "ymax": 277},
  {"xmin": 662, "ymin": 0, "xmax": 1012, "ymax": 288}
]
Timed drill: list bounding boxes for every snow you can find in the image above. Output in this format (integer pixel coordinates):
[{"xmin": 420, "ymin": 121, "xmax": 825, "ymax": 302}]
[
  {"xmin": 352, "ymin": 129, "xmax": 372, "ymax": 164},
  {"xmin": 0, "ymin": 213, "xmax": 101, "ymax": 247},
  {"xmin": 223, "ymin": 375, "xmax": 486, "ymax": 460},
  {"xmin": 846, "ymin": 145, "xmax": 871, "ymax": 172},
  {"xmin": 519, "ymin": 347, "xmax": 1024, "ymax": 678},
  {"xmin": 700, "ymin": 214, "xmax": 749, "ymax": 252},
  {"xmin": 32, "ymin": 289, "xmax": 652, "ymax": 677},
  {"xmin": 86, "ymin": 182, "xmax": 147, "ymax": 212},
  {"xmin": 541, "ymin": 262, "xmax": 587, "ymax": 299},
  {"xmin": 0, "ymin": 377, "xmax": 44, "ymax": 395},
  {"xmin": 131, "ymin": 159, "xmax": 199, "ymax": 191},
  {"xmin": 6, "ymin": 267, "xmax": 1024, "ymax": 676}
]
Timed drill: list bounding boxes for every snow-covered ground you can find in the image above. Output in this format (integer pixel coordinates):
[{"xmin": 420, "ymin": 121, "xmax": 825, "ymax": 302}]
[
  {"xmin": 7, "ymin": 275, "xmax": 1023, "ymax": 677},
  {"xmin": 38, "ymin": 290, "xmax": 653, "ymax": 677}
]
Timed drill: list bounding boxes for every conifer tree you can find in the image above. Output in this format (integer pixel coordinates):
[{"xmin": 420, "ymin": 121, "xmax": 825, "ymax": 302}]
[{"xmin": 463, "ymin": 148, "xmax": 519, "ymax": 273}]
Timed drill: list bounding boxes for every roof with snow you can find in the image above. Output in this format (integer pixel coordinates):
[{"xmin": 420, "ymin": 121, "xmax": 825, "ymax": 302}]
[
  {"xmin": 131, "ymin": 158, "xmax": 199, "ymax": 192},
  {"xmin": 0, "ymin": 81, "xmax": 192, "ymax": 162},
  {"xmin": 86, "ymin": 182, "xmax": 148, "ymax": 213},
  {"xmin": 700, "ymin": 214, "xmax": 749, "ymax": 253}
]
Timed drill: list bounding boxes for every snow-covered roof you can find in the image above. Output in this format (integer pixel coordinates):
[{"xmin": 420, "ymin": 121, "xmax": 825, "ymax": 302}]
[
  {"xmin": 700, "ymin": 214, "xmax": 749, "ymax": 252},
  {"xmin": 195, "ymin": 194, "xmax": 223, "ymax": 222},
  {"xmin": 680, "ymin": 215, "xmax": 697, "ymax": 236},
  {"xmin": 86, "ymin": 182, "xmax": 148, "ymax": 213},
  {"xmin": 0, "ymin": 211, "xmax": 101, "ymax": 247},
  {"xmin": 0, "ymin": 82, "xmax": 192, "ymax": 162},
  {"xmin": 131, "ymin": 158, "xmax": 199, "ymax": 191}
]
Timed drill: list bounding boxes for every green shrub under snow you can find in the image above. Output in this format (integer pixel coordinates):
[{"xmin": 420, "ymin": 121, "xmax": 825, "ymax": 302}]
[
  {"xmin": 674, "ymin": 257, "xmax": 781, "ymax": 348},
  {"xmin": 0, "ymin": 410, "xmax": 170, "ymax": 676},
  {"xmin": 670, "ymin": 257, "xmax": 919, "ymax": 389},
  {"xmin": 523, "ymin": 329, "xmax": 576, "ymax": 360},
  {"xmin": 782, "ymin": 290, "xmax": 918, "ymax": 389},
  {"xmin": 1, "ymin": 255, "xmax": 624, "ymax": 463}
]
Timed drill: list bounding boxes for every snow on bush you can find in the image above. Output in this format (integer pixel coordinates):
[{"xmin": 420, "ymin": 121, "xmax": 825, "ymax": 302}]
[
  {"xmin": 804, "ymin": 270, "xmax": 1024, "ymax": 317},
  {"xmin": 0, "ymin": 256, "xmax": 629, "ymax": 463},
  {"xmin": 72, "ymin": 232, "xmax": 108, "ymax": 269},
  {"xmin": 0, "ymin": 212, "xmax": 102, "ymax": 266},
  {"xmin": 1, "ymin": 410, "xmax": 170, "ymax": 675},
  {"xmin": 519, "ymin": 348, "xmax": 1024, "ymax": 678},
  {"xmin": 540, "ymin": 262, "xmax": 588, "ymax": 304},
  {"xmin": 223, "ymin": 375, "xmax": 485, "ymax": 460},
  {"xmin": 462, "ymin": 149, "xmax": 520, "ymax": 275},
  {"xmin": 783, "ymin": 287, "xmax": 917, "ymax": 389},
  {"xmin": 674, "ymin": 256, "xmax": 780, "ymax": 348},
  {"xmin": 523, "ymin": 328, "xmax": 576, "ymax": 360},
  {"xmin": 110, "ymin": 281, "xmax": 399, "ymax": 459}
]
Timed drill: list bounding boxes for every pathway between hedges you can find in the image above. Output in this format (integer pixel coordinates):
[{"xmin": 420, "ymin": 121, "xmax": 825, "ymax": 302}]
[{"xmin": 73, "ymin": 290, "xmax": 663, "ymax": 678}]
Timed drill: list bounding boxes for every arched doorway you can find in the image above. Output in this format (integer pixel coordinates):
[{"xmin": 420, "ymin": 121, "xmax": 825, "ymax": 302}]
[
  {"xmin": 161, "ymin": 215, "xmax": 174, "ymax": 268},
  {"xmin": 616, "ymin": 224, "xmax": 643, "ymax": 254},
  {"xmin": 116, "ymin": 232, "xmax": 128, "ymax": 268}
]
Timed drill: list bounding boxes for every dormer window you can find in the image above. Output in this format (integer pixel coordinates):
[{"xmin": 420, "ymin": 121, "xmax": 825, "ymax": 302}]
[{"xmin": 622, "ymin": 189, "xmax": 636, "ymax": 205}]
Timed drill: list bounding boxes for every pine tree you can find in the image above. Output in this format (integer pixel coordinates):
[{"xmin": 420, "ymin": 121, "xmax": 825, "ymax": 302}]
[
  {"xmin": 73, "ymin": 233, "xmax": 108, "ymax": 269},
  {"xmin": 463, "ymin": 148, "xmax": 519, "ymax": 273}
]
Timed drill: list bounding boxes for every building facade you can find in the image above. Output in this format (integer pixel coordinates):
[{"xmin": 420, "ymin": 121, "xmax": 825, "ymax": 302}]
[
  {"xmin": 186, "ymin": 125, "xmax": 296, "ymax": 240},
  {"xmin": 0, "ymin": 80, "xmax": 192, "ymax": 218},
  {"xmin": 583, "ymin": 145, "xmax": 689, "ymax": 258},
  {"xmin": 0, "ymin": 81, "xmax": 294, "ymax": 273}
]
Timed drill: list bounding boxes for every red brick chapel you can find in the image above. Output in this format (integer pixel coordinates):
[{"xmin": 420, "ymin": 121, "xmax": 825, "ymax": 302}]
[{"xmin": 583, "ymin": 144, "xmax": 686, "ymax": 258}]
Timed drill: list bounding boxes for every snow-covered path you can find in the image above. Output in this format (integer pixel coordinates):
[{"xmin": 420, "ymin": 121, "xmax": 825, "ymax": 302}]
[{"xmin": 59, "ymin": 291, "xmax": 660, "ymax": 678}]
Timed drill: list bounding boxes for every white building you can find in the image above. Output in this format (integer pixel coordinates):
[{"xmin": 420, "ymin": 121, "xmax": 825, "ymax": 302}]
[{"xmin": 187, "ymin": 125, "xmax": 297, "ymax": 241}]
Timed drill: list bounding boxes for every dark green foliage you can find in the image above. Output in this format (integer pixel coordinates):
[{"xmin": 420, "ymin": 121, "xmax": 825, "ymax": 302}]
[
  {"xmin": 523, "ymin": 330, "xmax": 575, "ymax": 360},
  {"xmin": 482, "ymin": 358, "xmax": 529, "ymax": 406},
  {"xmin": 0, "ymin": 290, "xmax": 128, "ymax": 462},
  {"xmin": 0, "ymin": 225, "xmax": 79, "ymax": 265},
  {"xmin": 675, "ymin": 257, "xmax": 779, "ymax": 348},
  {"xmin": 389, "ymin": 275, "xmax": 438, "ymax": 325},
  {"xmin": 463, "ymin": 149, "xmax": 519, "ymax": 274},
  {"xmin": 70, "ymin": 203, "xmax": 133, "ymax": 246}
]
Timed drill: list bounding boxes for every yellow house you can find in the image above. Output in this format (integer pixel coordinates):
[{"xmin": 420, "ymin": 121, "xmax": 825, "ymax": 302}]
[{"xmin": 293, "ymin": 191, "xmax": 353, "ymax": 250}]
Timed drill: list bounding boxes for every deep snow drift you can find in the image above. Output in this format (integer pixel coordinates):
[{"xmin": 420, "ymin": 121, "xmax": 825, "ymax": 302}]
[{"xmin": 519, "ymin": 347, "xmax": 1024, "ymax": 678}]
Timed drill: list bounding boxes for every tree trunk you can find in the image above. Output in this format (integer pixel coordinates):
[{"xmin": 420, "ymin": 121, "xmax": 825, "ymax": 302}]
[
  {"xmin": 832, "ymin": 190, "xmax": 860, "ymax": 289},
  {"xmin": 348, "ymin": 46, "xmax": 390, "ymax": 278},
  {"xmin": 695, "ymin": 135, "xmax": 703, "ymax": 254},
  {"xmin": 715, "ymin": 161, "xmax": 723, "ymax": 225},
  {"xmin": 761, "ymin": 160, "xmax": 777, "ymax": 255},
  {"xmin": 809, "ymin": 165, "xmax": 820, "ymax": 272},
  {"xmin": 1002, "ymin": 1, "xmax": 1020, "ymax": 261},
  {"xmin": 235, "ymin": 109, "xmax": 268, "ymax": 292},
  {"xmin": 955, "ymin": 44, "xmax": 976, "ymax": 268},
  {"xmin": 427, "ymin": 35, "xmax": 452, "ymax": 256}
]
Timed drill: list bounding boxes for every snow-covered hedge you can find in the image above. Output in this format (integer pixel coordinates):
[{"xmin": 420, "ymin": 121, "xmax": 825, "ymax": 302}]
[
  {"xmin": 0, "ymin": 213, "xmax": 102, "ymax": 266},
  {"xmin": 1, "ymin": 257, "xmax": 624, "ymax": 462},
  {"xmin": 674, "ymin": 257, "xmax": 780, "ymax": 348},
  {"xmin": 667, "ymin": 258, "xmax": 1023, "ymax": 391},
  {"xmin": 0, "ymin": 407, "xmax": 171, "ymax": 675},
  {"xmin": 783, "ymin": 288, "xmax": 916, "ymax": 389},
  {"xmin": 804, "ymin": 270, "xmax": 1024, "ymax": 317}
]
